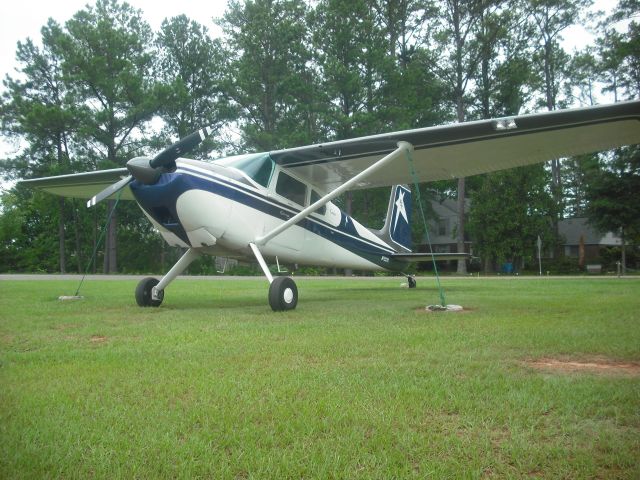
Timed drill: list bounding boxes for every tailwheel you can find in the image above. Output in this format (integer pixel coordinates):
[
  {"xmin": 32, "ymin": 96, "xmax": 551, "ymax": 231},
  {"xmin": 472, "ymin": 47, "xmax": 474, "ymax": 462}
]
[
  {"xmin": 135, "ymin": 277, "xmax": 164, "ymax": 307},
  {"xmin": 407, "ymin": 275, "xmax": 417, "ymax": 289},
  {"xmin": 268, "ymin": 276, "xmax": 298, "ymax": 311}
]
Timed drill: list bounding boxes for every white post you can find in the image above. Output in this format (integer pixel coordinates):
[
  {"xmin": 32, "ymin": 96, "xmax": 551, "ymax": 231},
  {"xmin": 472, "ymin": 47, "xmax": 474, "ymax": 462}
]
[{"xmin": 537, "ymin": 235, "xmax": 542, "ymax": 276}]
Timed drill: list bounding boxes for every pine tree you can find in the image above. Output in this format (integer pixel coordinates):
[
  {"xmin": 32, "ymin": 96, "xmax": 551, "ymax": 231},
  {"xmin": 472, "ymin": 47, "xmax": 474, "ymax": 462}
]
[{"xmin": 56, "ymin": 0, "xmax": 159, "ymax": 272}]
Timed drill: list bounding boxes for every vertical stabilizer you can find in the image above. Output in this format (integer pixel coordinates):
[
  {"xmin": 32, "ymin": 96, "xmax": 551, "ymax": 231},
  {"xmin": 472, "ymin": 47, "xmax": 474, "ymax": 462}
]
[{"xmin": 378, "ymin": 185, "xmax": 412, "ymax": 252}]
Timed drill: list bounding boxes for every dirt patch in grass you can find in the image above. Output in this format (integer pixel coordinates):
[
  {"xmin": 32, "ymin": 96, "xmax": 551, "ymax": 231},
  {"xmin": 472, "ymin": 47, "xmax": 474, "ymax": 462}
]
[
  {"xmin": 89, "ymin": 335, "xmax": 108, "ymax": 344},
  {"xmin": 526, "ymin": 357, "xmax": 640, "ymax": 376}
]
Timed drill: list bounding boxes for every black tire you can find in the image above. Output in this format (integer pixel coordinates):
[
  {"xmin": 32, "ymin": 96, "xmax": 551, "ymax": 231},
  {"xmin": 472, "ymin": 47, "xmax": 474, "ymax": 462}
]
[
  {"xmin": 408, "ymin": 276, "xmax": 417, "ymax": 289},
  {"xmin": 268, "ymin": 276, "xmax": 298, "ymax": 311},
  {"xmin": 135, "ymin": 277, "xmax": 164, "ymax": 307}
]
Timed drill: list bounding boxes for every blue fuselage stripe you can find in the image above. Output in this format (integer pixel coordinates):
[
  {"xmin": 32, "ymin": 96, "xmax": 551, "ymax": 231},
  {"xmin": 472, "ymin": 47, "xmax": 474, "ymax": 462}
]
[{"xmin": 131, "ymin": 168, "xmax": 400, "ymax": 265}]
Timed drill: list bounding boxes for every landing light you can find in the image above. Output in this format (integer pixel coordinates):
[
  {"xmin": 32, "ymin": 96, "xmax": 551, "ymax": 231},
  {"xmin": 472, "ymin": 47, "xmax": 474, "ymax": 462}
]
[{"xmin": 493, "ymin": 118, "xmax": 517, "ymax": 131}]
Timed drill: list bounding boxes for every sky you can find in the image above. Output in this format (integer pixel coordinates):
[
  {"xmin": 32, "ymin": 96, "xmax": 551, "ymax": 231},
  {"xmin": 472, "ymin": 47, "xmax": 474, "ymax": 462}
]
[
  {"xmin": 0, "ymin": 0, "xmax": 618, "ymax": 83},
  {"xmin": 0, "ymin": 0, "xmax": 229, "ymax": 162},
  {"xmin": 0, "ymin": 0, "xmax": 228, "ymax": 82}
]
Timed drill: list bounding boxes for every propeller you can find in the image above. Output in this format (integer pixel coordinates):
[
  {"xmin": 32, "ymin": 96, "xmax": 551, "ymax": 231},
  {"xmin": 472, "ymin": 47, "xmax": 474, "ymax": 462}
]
[{"xmin": 87, "ymin": 127, "xmax": 213, "ymax": 208}]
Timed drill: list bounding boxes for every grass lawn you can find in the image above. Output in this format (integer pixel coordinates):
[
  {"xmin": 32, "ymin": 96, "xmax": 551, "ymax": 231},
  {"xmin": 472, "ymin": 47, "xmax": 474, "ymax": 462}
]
[{"xmin": 1, "ymin": 276, "xmax": 639, "ymax": 478}]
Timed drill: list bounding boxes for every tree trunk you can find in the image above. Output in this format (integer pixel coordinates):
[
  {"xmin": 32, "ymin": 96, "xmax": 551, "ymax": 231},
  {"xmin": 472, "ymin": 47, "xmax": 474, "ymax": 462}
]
[
  {"xmin": 455, "ymin": 89, "xmax": 467, "ymax": 274},
  {"xmin": 56, "ymin": 133, "xmax": 67, "ymax": 274},
  {"xmin": 108, "ymin": 203, "xmax": 117, "ymax": 273},
  {"xmin": 621, "ymin": 228, "xmax": 626, "ymax": 276},
  {"xmin": 58, "ymin": 198, "xmax": 66, "ymax": 273},
  {"xmin": 102, "ymin": 201, "xmax": 117, "ymax": 274},
  {"xmin": 72, "ymin": 201, "xmax": 83, "ymax": 273},
  {"xmin": 456, "ymin": 177, "xmax": 467, "ymax": 274},
  {"xmin": 483, "ymin": 255, "xmax": 491, "ymax": 274},
  {"xmin": 102, "ymin": 230, "xmax": 108, "ymax": 273},
  {"xmin": 93, "ymin": 209, "xmax": 98, "ymax": 274}
]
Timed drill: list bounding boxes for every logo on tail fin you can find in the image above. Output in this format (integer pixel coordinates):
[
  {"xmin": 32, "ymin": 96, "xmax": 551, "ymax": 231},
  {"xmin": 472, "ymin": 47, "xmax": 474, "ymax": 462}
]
[
  {"xmin": 393, "ymin": 189, "xmax": 409, "ymax": 234},
  {"xmin": 388, "ymin": 185, "xmax": 412, "ymax": 251},
  {"xmin": 370, "ymin": 185, "xmax": 412, "ymax": 252}
]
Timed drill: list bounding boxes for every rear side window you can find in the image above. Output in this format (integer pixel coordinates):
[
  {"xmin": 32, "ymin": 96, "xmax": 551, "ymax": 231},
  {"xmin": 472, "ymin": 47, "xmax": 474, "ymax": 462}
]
[
  {"xmin": 276, "ymin": 171, "xmax": 307, "ymax": 206},
  {"xmin": 310, "ymin": 190, "xmax": 326, "ymax": 215}
]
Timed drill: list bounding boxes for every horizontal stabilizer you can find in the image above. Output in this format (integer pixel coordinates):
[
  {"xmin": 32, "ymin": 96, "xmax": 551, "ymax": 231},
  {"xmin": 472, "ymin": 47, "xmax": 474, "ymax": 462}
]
[{"xmin": 391, "ymin": 252, "xmax": 472, "ymax": 262}]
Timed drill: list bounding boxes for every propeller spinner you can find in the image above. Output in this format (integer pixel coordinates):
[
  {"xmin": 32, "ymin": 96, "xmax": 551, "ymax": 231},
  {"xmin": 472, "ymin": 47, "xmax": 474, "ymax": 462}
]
[{"xmin": 86, "ymin": 127, "xmax": 212, "ymax": 208}]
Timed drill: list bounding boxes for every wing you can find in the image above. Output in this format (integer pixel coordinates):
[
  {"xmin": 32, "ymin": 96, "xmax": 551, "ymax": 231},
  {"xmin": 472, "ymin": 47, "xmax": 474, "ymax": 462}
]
[
  {"xmin": 19, "ymin": 168, "xmax": 135, "ymax": 201},
  {"xmin": 270, "ymin": 100, "xmax": 640, "ymax": 191}
]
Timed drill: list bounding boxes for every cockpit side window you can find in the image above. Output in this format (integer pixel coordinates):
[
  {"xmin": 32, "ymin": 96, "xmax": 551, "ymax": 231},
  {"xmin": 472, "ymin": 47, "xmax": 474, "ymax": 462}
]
[
  {"xmin": 251, "ymin": 155, "xmax": 275, "ymax": 187},
  {"xmin": 275, "ymin": 171, "xmax": 307, "ymax": 206},
  {"xmin": 310, "ymin": 190, "xmax": 326, "ymax": 215}
]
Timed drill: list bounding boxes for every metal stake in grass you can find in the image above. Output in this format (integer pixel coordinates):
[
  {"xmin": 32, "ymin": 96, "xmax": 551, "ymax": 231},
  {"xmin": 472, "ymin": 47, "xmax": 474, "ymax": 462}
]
[{"xmin": 60, "ymin": 190, "xmax": 123, "ymax": 301}]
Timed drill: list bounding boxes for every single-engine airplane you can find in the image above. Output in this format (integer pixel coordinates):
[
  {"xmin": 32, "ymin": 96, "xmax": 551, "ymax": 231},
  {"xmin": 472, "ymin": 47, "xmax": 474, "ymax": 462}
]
[{"xmin": 22, "ymin": 100, "xmax": 640, "ymax": 310}]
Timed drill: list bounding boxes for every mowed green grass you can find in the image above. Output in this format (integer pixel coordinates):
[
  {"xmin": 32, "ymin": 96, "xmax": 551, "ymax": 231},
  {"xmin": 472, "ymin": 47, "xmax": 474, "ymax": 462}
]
[{"xmin": 1, "ymin": 277, "xmax": 639, "ymax": 479}]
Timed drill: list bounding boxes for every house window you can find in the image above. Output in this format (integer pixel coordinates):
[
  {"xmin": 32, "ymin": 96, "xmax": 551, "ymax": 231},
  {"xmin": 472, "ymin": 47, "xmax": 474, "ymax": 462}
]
[
  {"xmin": 438, "ymin": 219, "xmax": 447, "ymax": 236},
  {"xmin": 276, "ymin": 171, "xmax": 307, "ymax": 206},
  {"xmin": 565, "ymin": 245, "xmax": 579, "ymax": 257}
]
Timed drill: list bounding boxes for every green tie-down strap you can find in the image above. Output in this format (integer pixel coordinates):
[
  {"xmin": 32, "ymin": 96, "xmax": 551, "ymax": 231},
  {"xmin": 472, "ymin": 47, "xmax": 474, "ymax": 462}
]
[
  {"xmin": 403, "ymin": 148, "xmax": 447, "ymax": 308},
  {"xmin": 74, "ymin": 188, "xmax": 124, "ymax": 297}
]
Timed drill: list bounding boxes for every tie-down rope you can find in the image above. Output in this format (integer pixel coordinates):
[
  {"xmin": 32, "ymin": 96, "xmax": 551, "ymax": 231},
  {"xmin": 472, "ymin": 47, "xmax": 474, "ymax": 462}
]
[{"xmin": 403, "ymin": 148, "xmax": 447, "ymax": 307}]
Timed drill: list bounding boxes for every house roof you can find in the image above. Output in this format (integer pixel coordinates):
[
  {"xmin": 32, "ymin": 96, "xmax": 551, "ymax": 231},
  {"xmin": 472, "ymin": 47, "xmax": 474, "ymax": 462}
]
[
  {"xmin": 558, "ymin": 217, "xmax": 621, "ymax": 246},
  {"xmin": 423, "ymin": 201, "xmax": 622, "ymax": 248},
  {"xmin": 430, "ymin": 197, "xmax": 470, "ymax": 218}
]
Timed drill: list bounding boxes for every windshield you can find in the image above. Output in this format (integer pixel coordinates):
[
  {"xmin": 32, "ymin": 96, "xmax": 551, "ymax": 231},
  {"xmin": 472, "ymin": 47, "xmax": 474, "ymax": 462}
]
[{"xmin": 215, "ymin": 153, "xmax": 275, "ymax": 187}]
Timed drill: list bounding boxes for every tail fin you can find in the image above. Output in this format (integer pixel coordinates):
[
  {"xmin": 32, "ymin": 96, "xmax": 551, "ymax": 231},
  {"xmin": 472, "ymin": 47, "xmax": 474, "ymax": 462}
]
[{"xmin": 380, "ymin": 185, "xmax": 412, "ymax": 252}]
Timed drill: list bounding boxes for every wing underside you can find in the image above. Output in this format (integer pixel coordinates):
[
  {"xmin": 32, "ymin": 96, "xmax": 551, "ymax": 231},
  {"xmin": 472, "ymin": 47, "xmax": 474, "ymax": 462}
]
[
  {"xmin": 20, "ymin": 168, "xmax": 134, "ymax": 201},
  {"xmin": 270, "ymin": 101, "xmax": 640, "ymax": 191}
]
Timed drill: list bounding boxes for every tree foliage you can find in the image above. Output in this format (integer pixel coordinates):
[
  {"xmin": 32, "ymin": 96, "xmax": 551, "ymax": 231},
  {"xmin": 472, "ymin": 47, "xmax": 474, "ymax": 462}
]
[
  {"xmin": 220, "ymin": 0, "xmax": 315, "ymax": 151},
  {"xmin": 155, "ymin": 15, "xmax": 233, "ymax": 153},
  {"xmin": 468, "ymin": 165, "xmax": 556, "ymax": 270},
  {"xmin": 585, "ymin": 147, "xmax": 640, "ymax": 244},
  {"xmin": 0, "ymin": 0, "xmax": 638, "ymax": 274}
]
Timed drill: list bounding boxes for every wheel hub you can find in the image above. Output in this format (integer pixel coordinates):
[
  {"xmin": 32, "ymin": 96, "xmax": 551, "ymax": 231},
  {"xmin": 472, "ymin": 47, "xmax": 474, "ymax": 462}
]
[{"xmin": 283, "ymin": 288, "xmax": 294, "ymax": 304}]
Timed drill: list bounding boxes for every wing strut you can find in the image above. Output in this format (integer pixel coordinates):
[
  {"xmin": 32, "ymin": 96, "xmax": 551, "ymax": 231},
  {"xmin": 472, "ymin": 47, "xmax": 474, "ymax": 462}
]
[{"xmin": 254, "ymin": 141, "xmax": 414, "ymax": 246}]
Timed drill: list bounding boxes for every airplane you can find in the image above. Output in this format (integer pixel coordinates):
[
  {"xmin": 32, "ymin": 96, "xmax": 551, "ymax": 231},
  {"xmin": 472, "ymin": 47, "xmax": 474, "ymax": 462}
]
[{"xmin": 21, "ymin": 100, "xmax": 640, "ymax": 310}]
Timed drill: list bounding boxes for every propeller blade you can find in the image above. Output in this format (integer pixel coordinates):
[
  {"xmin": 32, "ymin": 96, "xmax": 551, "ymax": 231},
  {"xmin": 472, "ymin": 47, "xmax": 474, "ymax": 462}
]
[
  {"xmin": 149, "ymin": 126, "xmax": 213, "ymax": 169},
  {"xmin": 87, "ymin": 175, "xmax": 132, "ymax": 208},
  {"xmin": 87, "ymin": 126, "xmax": 213, "ymax": 208}
]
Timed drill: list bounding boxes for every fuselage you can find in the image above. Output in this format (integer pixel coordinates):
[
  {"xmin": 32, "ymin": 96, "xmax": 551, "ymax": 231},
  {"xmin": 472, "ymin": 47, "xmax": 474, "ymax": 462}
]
[{"xmin": 129, "ymin": 155, "xmax": 408, "ymax": 272}]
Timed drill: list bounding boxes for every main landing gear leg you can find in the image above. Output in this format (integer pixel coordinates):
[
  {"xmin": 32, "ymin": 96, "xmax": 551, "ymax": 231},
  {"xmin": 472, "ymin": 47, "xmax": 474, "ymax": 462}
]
[
  {"xmin": 249, "ymin": 243, "xmax": 298, "ymax": 311},
  {"xmin": 135, "ymin": 248, "xmax": 200, "ymax": 307}
]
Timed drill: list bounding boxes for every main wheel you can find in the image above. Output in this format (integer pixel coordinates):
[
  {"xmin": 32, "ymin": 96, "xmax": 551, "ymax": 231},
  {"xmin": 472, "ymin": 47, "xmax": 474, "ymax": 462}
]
[
  {"xmin": 268, "ymin": 276, "xmax": 298, "ymax": 311},
  {"xmin": 135, "ymin": 277, "xmax": 164, "ymax": 307},
  {"xmin": 407, "ymin": 276, "xmax": 417, "ymax": 289}
]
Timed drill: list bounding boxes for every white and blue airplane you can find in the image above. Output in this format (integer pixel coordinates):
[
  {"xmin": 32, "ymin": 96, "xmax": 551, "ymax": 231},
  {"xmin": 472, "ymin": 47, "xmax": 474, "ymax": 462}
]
[{"xmin": 22, "ymin": 100, "xmax": 640, "ymax": 310}]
